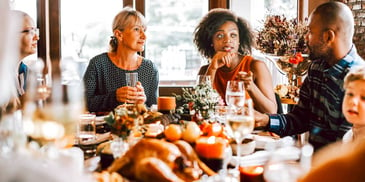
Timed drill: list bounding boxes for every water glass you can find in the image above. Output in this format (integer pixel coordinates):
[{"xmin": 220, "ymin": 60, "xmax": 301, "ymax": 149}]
[
  {"xmin": 196, "ymin": 75, "xmax": 211, "ymax": 86},
  {"xmin": 225, "ymin": 80, "xmax": 245, "ymax": 107},
  {"xmin": 126, "ymin": 72, "xmax": 138, "ymax": 87},
  {"xmin": 110, "ymin": 137, "xmax": 129, "ymax": 159},
  {"xmin": 214, "ymin": 105, "xmax": 228, "ymax": 123},
  {"xmin": 77, "ymin": 114, "xmax": 96, "ymax": 144}
]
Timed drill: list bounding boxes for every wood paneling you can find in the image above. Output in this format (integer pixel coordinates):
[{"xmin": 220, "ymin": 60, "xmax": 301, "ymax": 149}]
[
  {"xmin": 209, "ymin": 0, "xmax": 229, "ymax": 9},
  {"xmin": 49, "ymin": 0, "xmax": 61, "ymax": 79}
]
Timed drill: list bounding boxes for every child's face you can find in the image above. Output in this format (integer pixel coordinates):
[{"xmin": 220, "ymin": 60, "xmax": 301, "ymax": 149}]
[{"xmin": 342, "ymin": 80, "xmax": 365, "ymax": 126}]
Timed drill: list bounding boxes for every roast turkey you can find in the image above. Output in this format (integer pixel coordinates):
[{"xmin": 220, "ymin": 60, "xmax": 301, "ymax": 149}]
[{"xmin": 108, "ymin": 138, "xmax": 215, "ymax": 182}]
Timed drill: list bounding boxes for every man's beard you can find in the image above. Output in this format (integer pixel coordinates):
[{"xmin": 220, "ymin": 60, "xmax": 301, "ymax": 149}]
[{"xmin": 308, "ymin": 43, "xmax": 331, "ymax": 61}]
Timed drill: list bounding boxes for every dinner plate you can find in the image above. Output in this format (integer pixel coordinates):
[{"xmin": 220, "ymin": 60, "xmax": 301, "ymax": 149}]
[
  {"xmin": 230, "ymin": 150, "xmax": 270, "ymax": 167},
  {"xmin": 95, "ymin": 115, "xmax": 107, "ymax": 125},
  {"xmin": 253, "ymin": 135, "xmax": 277, "ymax": 149}
]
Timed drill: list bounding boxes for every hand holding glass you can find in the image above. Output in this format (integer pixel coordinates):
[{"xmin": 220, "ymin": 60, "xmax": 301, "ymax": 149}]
[{"xmin": 126, "ymin": 72, "xmax": 138, "ymax": 87}]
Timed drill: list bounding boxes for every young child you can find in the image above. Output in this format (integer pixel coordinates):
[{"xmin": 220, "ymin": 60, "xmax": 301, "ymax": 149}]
[
  {"xmin": 298, "ymin": 66, "xmax": 365, "ymax": 182},
  {"xmin": 342, "ymin": 66, "xmax": 365, "ymax": 142}
]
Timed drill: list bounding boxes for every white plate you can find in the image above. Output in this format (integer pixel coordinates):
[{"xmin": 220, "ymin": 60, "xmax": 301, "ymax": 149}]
[
  {"xmin": 95, "ymin": 115, "xmax": 107, "ymax": 125},
  {"xmin": 253, "ymin": 135, "xmax": 277, "ymax": 149},
  {"xmin": 230, "ymin": 150, "xmax": 270, "ymax": 167}
]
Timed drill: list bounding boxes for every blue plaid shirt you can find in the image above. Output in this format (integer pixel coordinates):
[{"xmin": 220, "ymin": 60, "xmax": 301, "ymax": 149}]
[{"xmin": 268, "ymin": 45, "xmax": 365, "ymax": 150}]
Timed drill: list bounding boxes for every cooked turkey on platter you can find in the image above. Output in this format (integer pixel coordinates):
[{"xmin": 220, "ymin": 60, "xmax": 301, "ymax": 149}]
[{"xmin": 108, "ymin": 138, "xmax": 216, "ymax": 182}]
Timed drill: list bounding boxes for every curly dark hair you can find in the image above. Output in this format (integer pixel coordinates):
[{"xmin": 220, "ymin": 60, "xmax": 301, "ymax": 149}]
[{"xmin": 193, "ymin": 8, "xmax": 255, "ymax": 60}]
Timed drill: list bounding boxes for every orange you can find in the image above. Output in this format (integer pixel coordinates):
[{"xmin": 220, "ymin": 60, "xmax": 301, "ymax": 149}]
[{"xmin": 164, "ymin": 124, "xmax": 182, "ymax": 141}]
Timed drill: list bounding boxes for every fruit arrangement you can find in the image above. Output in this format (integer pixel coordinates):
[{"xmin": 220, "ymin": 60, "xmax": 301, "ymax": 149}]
[{"xmin": 164, "ymin": 120, "xmax": 229, "ymax": 143}]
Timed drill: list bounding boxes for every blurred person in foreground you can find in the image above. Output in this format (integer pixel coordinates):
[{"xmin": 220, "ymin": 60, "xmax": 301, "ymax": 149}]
[
  {"xmin": 194, "ymin": 8, "xmax": 277, "ymax": 114},
  {"xmin": 254, "ymin": 1, "xmax": 365, "ymax": 151},
  {"xmin": 83, "ymin": 7, "xmax": 159, "ymax": 113},
  {"xmin": 1, "ymin": 10, "xmax": 39, "ymax": 115},
  {"xmin": 298, "ymin": 138, "xmax": 365, "ymax": 182}
]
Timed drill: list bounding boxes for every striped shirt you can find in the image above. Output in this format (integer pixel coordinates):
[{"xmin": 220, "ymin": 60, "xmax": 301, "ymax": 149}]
[{"xmin": 268, "ymin": 45, "xmax": 365, "ymax": 150}]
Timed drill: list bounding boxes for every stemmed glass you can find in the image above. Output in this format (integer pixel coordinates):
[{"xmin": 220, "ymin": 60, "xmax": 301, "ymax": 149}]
[
  {"xmin": 225, "ymin": 80, "xmax": 245, "ymax": 107},
  {"xmin": 226, "ymin": 99, "xmax": 254, "ymax": 172},
  {"xmin": 196, "ymin": 75, "xmax": 211, "ymax": 86}
]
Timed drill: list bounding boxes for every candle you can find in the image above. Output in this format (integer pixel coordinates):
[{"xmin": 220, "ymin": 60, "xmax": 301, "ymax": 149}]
[
  {"xmin": 195, "ymin": 136, "xmax": 228, "ymax": 172},
  {"xmin": 239, "ymin": 165, "xmax": 265, "ymax": 182},
  {"xmin": 157, "ymin": 97, "xmax": 176, "ymax": 113},
  {"xmin": 195, "ymin": 136, "xmax": 227, "ymax": 159}
]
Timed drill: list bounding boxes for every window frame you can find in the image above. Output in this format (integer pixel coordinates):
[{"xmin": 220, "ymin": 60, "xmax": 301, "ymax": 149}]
[{"xmin": 37, "ymin": 0, "xmax": 303, "ymax": 86}]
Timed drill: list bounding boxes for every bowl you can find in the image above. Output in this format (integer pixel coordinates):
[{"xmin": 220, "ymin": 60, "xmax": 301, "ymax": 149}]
[{"xmin": 230, "ymin": 138, "xmax": 256, "ymax": 156}]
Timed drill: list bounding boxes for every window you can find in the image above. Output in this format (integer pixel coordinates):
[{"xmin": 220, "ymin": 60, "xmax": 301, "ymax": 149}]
[
  {"xmin": 145, "ymin": 0, "xmax": 209, "ymax": 86},
  {"xmin": 230, "ymin": 0, "xmax": 298, "ymax": 87},
  {"xmin": 231, "ymin": 0, "xmax": 298, "ymax": 29},
  {"xmin": 60, "ymin": 0, "xmax": 123, "ymax": 83}
]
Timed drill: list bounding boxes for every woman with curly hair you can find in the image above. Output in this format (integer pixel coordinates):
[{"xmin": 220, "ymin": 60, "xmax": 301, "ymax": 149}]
[{"xmin": 194, "ymin": 8, "xmax": 277, "ymax": 113}]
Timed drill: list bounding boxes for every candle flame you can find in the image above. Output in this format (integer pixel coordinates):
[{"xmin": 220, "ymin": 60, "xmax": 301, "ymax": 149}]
[{"xmin": 207, "ymin": 136, "xmax": 216, "ymax": 144}]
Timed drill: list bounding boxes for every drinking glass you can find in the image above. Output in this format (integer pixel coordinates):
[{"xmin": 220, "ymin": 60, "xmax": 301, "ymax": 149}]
[
  {"xmin": 126, "ymin": 72, "xmax": 138, "ymax": 87},
  {"xmin": 36, "ymin": 76, "xmax": 52, "ymax": 107},
  {"xmin": 225, "ymin": 80, "xmax": 245, "ymax": 107},
  {"xmin": 77, "ymin": 114, "xmax": 96, "ymax": 144},
  {"xmin": 226, "ymin": 99, "xmax": 254, "ymax": 171},
  {"xmin": 196, "ymin": 75, "xmax": 211, "ymax": 86}
]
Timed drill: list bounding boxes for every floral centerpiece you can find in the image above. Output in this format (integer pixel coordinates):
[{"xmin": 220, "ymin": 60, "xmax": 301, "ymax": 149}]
[
  {"xmin": 256, "ymin": 15, "xmax": 308, "ymax": 56},
  {"xmin": 104, "ymin": 104, "xmax": 145, "ymax": 140},
  {"xmin": 174, "ymin": 82, "xmax": 223, "ymax": 121},
  {"xmin": 256, "ymin": 15, "xmax": 311, "ymax": 101}
]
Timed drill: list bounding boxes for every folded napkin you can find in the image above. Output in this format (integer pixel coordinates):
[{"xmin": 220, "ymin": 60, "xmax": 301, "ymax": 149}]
[{"xmin": 230, "ymin": 150, "xmax": 270, "ymax": 167}]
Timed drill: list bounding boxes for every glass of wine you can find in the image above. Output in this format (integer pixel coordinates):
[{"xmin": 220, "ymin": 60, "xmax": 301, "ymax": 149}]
[
  {"xmin": 225, "ymin": 80, "xmax": 245, "ymax": 107},
  {"xmin": 226, "ymin": 99, "xmax": 254, "ymax": 171}
]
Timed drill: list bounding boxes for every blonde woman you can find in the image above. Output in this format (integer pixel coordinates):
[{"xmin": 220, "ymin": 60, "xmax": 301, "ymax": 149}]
[{"xmin": 83, "ymin": 7, "xmax": 159, "ymax": 113}]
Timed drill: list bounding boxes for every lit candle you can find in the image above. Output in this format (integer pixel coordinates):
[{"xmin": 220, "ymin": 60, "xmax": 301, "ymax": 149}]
[
  {"xmin": 195, "ymin": 136, "xmax": 227, "ymax": 159},
  {"xmin": 195, "ymin": 136, "xmax": 228, "ymax": 172},
  {"xmin": 239, "ymin": 165, "xmax": 265, "ymax": 182}
]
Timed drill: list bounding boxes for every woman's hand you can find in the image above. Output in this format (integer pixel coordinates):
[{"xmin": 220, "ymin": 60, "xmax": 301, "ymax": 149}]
[
  {"xmin": 236, "ymin": 71, "xmax": 254, "ymax": 92},
  {"xmin": 116, "ymin": 82, "xmax": 146, "ymax": 104},
  {"xmin": 210, "ymin": 51, "xmax": 236, "ymax": 70}
]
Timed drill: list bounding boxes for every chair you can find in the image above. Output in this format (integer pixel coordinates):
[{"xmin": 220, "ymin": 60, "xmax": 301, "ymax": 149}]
[{"xmin": 275, "ymin": 93, "xmax": 284, "ymax": 114}]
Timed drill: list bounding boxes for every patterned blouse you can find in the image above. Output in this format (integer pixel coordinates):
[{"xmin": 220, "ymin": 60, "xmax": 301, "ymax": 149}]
[
  {"xmin": 83, "ymin": 53, "xmax": 159, "ymax": 112},
  {"xmin": 267, "ymin": 45, "xmax": 365, "ymax": 150}
]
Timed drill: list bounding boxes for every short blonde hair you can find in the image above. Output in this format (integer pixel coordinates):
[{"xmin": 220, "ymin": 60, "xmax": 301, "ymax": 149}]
[
  {"xmin": 109, "ymin": 7, "xmax": 146, "ymax": 52},
  {"xmin": 344, "ymin": 66, "xmax": 365, "ymax": 89}
]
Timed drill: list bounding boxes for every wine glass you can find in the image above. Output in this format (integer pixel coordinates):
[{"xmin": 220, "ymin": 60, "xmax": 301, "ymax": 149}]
[
  {"xmin": 196, "ymin": 75, "xmax": 211, "ymax": 86},
  {"xmin": 225, "ymin": 80, "xmax": 245, "ymax": 107},
  {"xmin": 226, "ymin": 99, "xmax": 254, "ymax": 171}
]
